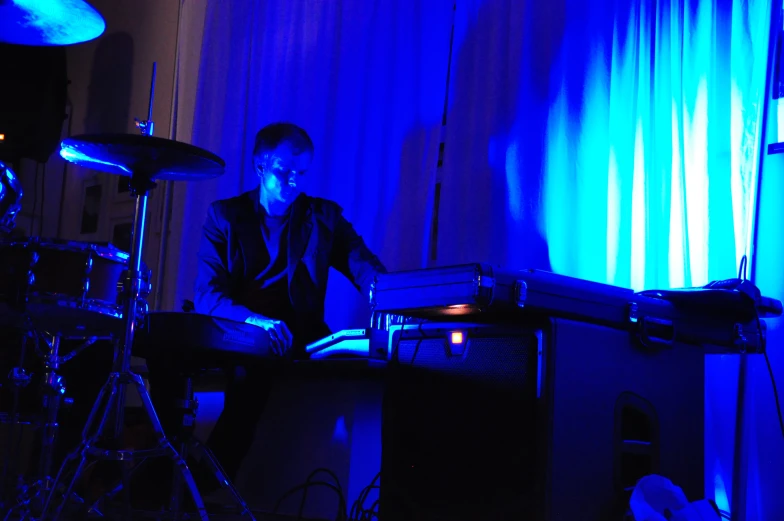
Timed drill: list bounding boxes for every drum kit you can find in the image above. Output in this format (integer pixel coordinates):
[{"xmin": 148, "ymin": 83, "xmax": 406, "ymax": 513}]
[{"xmin": 0, "ymin": 1, "xmax": 244, "ymax": 520}]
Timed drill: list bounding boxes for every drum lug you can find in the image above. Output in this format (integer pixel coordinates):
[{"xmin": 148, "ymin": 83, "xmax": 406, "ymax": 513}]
[
  {"xmin": 8, "ymin": 367, "xmax": 32, "ymax": 388},
  {"xmin": 135, "ymin": 298, "xmax": 149, "ymax": 324},
  {"xmin": 43, "ymin": 372, "xmax": 67, "ymax": 395},
  {"xmin": 117, "ymin": 270, "xmax": 153, "ymax": 303}
]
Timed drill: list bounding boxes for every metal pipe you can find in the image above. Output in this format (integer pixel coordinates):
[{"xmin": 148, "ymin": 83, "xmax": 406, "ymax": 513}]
[
  {"xmin": 750, "ymin": 3, "xmax": 780, "ymax": 282},
  {"xmin": 153, "ymin": 0, "xmax": 184, "ymax": 311},
  {"xmin": 56, "ymin": 100, "xmax": 74, "ymax": 239}
]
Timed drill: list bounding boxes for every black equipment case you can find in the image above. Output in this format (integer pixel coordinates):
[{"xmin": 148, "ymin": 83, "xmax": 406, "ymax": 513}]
[{"xmin": 374, "ymin": 266, "xmax": 712, "ymax": 521}]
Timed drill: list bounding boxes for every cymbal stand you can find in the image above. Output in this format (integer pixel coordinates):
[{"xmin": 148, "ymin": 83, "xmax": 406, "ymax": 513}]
[
  {"xmin": 1, "ymin": 331, "xmax": 31, "ymax": 506},
  {"xmin": 37, "ymin": 334, "xmax": 65, "ymax": 495},
  {"xmin": 169, "ymin": 373, "xmax": 256, "ymax": 520},
  {"xmin": 2, "ymin": 331, "xmax": 83, "ymax": 520},
  {"xmin": 41, "ymin": 63, "xmax": 207, "ymax": 521}
]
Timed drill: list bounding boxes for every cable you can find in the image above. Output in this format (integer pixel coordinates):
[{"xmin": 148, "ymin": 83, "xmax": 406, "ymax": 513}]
[
  {"xmin": 408, "ymin": 322, "xmax": 427, "ymax": 365},
  {"xmin": 272, "ymin": 480, "xmax": 347, "ymax": 521},
  {"xmin": 738, "ymin": 255, "xmax": 747, "ymax": 280},
  {"xmin": 349, "ymin": 472, "xmax": 380, "ymax": 521},
  {"xmin": 764, "ymin": 350, "xmax": 784, "ymax": 438},
  {"xmin": 758, "ymin": 310, "xmax": 784, "ymax": 439},
  {"xmin": 40, "ymin": 163, "xmax": 46, "ymax": 235},
  {"xmin": 31, "ymin": 163, "xmax": 39, "ymax": 236},
  {"xmin": 57, "ymin": 98, "xmax": 74, "ymax": 239},
  {"xmin": 297, "ymin": 468, "xmax": 344, "ymax": 520},
  {"xmin": 389, "ymin": 317, "xmax": 408, "ymax": 362},
  {"xmin": 362, "ymin": 498, "xmax": 380, "ymax": 521}
]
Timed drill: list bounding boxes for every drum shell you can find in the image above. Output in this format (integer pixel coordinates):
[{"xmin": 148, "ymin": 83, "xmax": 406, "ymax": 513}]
[
  {"xmin": 0, "ymin": 239, "xmax": 130, "ymax": 334},
  {"xmin": 1, "ymin": 240, "xmax": 125, "ymax": 311}
]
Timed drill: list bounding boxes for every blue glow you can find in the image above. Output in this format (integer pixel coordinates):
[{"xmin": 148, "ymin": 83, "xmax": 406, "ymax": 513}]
[
  {"xmin": 0, "ymin": 0, "xmax": 105, "ymax": 46},
  {"xmin": 332, "ymin": 415, "xmax": 349, "ymax": 445},
  {"xmin": 438, "ymin": 0, "xmax": 771, "ymax": 514},
  {"xmin": 193, "ymin": 391, "xmax": 225, "ymax": 442},
  {"xmin": 531, "ymin": 0, "xmax": 762, "ymax": 291},
  {"xmin": 60, "ymin": 146, "xmax": 132, "ymax": 175},
  {"xmin": 714, "ymin": 470, "xmax": 730, "ymax": 513}
]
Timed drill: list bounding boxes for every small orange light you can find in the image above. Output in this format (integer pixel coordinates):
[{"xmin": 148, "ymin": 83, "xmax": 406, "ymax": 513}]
[
  {"xmin": 450, "ymin": 331, "xmax": 464, "ymax": 344},
  {"xmin": 0, "ymin": 134, "xmax": 5, "ymax": 141}
]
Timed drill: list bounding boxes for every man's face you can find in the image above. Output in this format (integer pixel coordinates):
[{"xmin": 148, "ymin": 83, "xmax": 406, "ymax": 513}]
[{"xmin": 257, "ymin": 142, "xmax": 312, "ymax": 205}]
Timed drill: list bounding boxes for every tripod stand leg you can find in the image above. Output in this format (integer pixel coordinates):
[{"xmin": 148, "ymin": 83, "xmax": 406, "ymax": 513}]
[
  {"xmin": 40, "ymin": 373, "xmax": 122, "ymax": 521},
  {"xmin": 191, "ymin": 441, "xmax": 256, "ymax": 519},
  {"xmin": 2, "ymin": 332, "xmax": 31, "ymax": 502},
  {"xmin": 38, "ymin": 334, "xmax": 65, "ymax": 492},
  {"xmin": 85, "ymin": 457, "xmax": 149, "ymax": 513},
  {"xmin": 134, "ymin": 373, "xmax": 208, "ymax": 521},
  {"xmin": 170, "ymin": 439, "xmax": 187, "ymax": 520}
]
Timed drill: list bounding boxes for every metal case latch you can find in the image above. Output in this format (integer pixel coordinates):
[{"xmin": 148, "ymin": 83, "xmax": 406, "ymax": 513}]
[
  {"xmin": 628, "ymin": 302, "xmax": 639, "ymax": 323},
  {"xmin": 514, "ymin": 280, "xmax": 527, "ymax": 308}
]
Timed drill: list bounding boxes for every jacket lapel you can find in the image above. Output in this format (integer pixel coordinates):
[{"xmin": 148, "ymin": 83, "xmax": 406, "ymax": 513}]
[{"xmin": 287, "ymin": 194, "xmax": 313, "ymax": 289}]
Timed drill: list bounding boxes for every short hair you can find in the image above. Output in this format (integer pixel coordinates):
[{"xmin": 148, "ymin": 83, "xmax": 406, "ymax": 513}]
[{"xmin": 253, "ymin": 122, "xmax": 314, "ymax": 162}]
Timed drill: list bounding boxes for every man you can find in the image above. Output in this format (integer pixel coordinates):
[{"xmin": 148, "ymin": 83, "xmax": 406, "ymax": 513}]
[
  {"xmin": 194, "ymin": 122, "xmax": 385, "ymax": 353},
  {"xmin": 150, "ymin": 123, "xmax": 385, "ymax": 495}
]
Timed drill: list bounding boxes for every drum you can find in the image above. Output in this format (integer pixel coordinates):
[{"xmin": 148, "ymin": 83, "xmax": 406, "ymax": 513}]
[{"xmin": 0, "ymin": 238, "xmax": 142, "ymax": 335}]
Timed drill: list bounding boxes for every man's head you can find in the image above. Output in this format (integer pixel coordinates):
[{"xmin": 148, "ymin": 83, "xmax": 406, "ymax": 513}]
[{"xmin": 254, "ymin": 123, "xmax": 314, "ymax": 206}]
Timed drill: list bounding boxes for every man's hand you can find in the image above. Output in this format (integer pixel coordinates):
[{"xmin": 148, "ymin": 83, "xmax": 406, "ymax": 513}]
[{"xmin": 245, "ymin": 315, "xmax": 293, "ymax": 355}]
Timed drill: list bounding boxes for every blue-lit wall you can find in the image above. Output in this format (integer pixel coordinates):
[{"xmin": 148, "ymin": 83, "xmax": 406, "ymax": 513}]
[{"xmin": 433, "ymin": 0, "xmax": 777, "ymax": 517}]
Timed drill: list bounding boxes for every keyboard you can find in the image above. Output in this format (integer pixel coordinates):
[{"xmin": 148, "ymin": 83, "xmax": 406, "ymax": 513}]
[
  {"xmin": 134, "ymin": 312, "xmax": 272, "ymax": 366},
  {"xmin": 305, "ymin": 329, "xmax": 370, "ymax": 359}
]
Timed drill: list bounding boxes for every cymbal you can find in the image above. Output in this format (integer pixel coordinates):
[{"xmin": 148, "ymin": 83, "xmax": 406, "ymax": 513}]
[
  {"xmin": 0, "ymin": 0, "xmax": 106, "ymax": 46},
  {"xmin": 60, "ymin": 134, "xmax": 226, "ymax": 182}
]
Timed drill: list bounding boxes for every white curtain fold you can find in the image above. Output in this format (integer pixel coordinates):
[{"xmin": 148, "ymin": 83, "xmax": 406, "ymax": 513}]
[{"xmin": 433, "ymin": 0, "xmax": 773, "ymax": 517}]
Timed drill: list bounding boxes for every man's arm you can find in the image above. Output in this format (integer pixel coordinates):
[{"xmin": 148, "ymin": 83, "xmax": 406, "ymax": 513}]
[
  {"xmin": 193, "ymin": 202, "xmax": 255, "ymax": 322},
  {"xmin": 330, "ymin": 209, "xmax": 387, "ymax": 300}
]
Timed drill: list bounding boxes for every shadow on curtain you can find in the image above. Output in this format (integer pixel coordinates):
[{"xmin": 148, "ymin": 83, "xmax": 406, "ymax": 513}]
[{"xmin": 163, "ymin": 0, "xmax": 453, "ymax": 333}]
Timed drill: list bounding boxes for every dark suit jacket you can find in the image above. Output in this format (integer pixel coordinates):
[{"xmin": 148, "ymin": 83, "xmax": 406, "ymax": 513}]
[{"xmin": 193, "ymin": 188, "xmax": 386, "ymax": 347}]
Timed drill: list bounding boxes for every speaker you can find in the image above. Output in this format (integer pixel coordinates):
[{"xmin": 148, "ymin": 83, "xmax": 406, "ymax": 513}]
[
  {"xmin": 380, "ymin": 322, "xmax": 540, "ymax": 521},
  {"xmin": 0, "ymin": 44, "xmax": 68, "ymax": 163},
  {"xmin": 380, "ymin": 318, "xmax": 704, "ymax": 521}
]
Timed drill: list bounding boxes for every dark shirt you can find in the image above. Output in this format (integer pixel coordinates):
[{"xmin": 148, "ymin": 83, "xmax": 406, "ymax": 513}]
[{"xmin": 241, "ymin": 202, "xmax": 296, "ymax": 330}]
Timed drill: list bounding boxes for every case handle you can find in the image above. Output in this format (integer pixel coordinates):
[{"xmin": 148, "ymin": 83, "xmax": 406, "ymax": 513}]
[{"xmin": 638, "ymin": 316, "xmax": 675, "ymax": 349}]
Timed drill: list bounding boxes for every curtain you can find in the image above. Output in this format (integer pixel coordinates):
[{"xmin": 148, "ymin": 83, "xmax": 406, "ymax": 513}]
[
  {"xmin": 160, "ymin": 0, "xmax": 777, "ymax": 516},
  {"xmin": 161, "ymin": 0, "xmax": 453, "ymax": 334},
  {"xmin": 437, "ymin": 0, "xmax": 769, "ymax": 289},
  {"xmin": 434, "ymin": 0, "xmax": 773, "ymax": 517}
]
